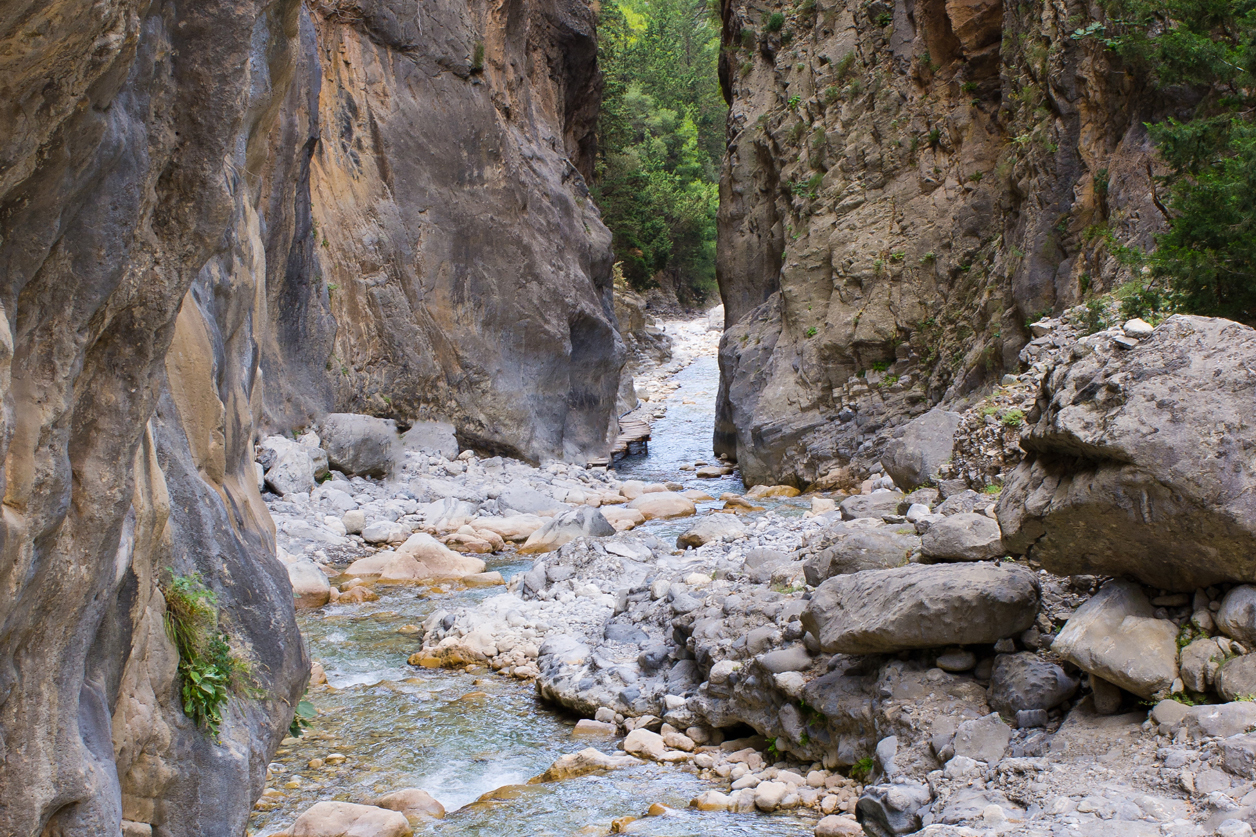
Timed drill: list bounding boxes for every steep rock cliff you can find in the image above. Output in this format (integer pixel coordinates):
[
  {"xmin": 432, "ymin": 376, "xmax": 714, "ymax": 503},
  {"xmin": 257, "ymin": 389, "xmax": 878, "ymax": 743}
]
[
  {"xmin": 0, "ymin": 0, "xmax": 617, "ymax": 832},
  {"xmin": 714, "ymin": 0, "xmax": 1171, "ymax": 485},
  {"xmin": 262, "ymin": 0, "xmax": 624, "ymax": 464},
  {"xmin": 0, "ymin": 1, "xmax": 307, "ymax": 835}
]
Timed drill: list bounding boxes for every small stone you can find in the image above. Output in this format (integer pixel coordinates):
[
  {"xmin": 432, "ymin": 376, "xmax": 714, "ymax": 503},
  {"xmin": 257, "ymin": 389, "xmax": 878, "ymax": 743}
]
[
  {"xmin": 1015, "ymin": 709, "xmax": 1049, "ymax": 729},
  {"xmin": 815, "ymin": 814, "xmax": 863, "ymax": 836},
  {"xmin": 574, "ymin": 719, "xmax": 617, "ymax": 736},
  {"xmin": 1091, "ymin": 674, "xmax": 1124, "ymax": 715},
  {"xmin": 1122, "ymin": 318, "xmax": 1155, "ymax": 338},
  {"xmin": 754, "ymin": 781, "xmax": 789, "ymax": 811}
]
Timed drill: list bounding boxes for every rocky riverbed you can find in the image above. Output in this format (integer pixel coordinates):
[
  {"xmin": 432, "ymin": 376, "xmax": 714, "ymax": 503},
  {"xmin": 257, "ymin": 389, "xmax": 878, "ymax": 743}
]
[{"xmin": 253, "ymin": 313, "xmax": 1256, "ymax": 837}]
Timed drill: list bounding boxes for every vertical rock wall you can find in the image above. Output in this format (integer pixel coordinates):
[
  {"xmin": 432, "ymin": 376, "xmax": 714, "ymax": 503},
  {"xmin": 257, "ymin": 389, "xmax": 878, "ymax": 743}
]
[
  {"xmin": 262, "ymin": 0, "xmax": 624, "ymax": 464},
  {"xmin": 714, "ymin": 0, "xmax": 1172, "ymax": 485},
  {"xmin": 0, "ymin": 0, "xmax": 614, "ymax": 834},
  {"xmin": 0, "ymin": 1, "xmax": 308, "ymax": 835}
]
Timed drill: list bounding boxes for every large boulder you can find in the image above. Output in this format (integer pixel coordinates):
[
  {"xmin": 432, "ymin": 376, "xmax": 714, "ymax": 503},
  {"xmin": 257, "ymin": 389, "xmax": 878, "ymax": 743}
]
[
  {"xmin": 951, "ymin": 713, "xmax": 1012, "ymax": 763},
  {"xmin": 856, "ymin": 783, "xmax": 932, "ymax": 837},
  {"xmin": 372, "ymin": 789, "xmax": 445, "ymax": 822},
  {"xmin": 320, "ymin": 413, "xmax": 401, "ymax": 478},
  {"xmin": 518, "ymin": 507, "xmax": 615, "ymax": 554},
  {"xmin": 801, "ymin": 563, "xmax": 1040, "ymax": 654},
  {"xmin": 881, "ymin": 408, "xmax": 962, "ymax": 490},
  {"xmin": 997, "ymin": 316, "xmax": 1256, "ymax": 591},
  {"xmin": 286, "ymin": 559, "xmax": 332, "ymax": 609},
  {"xmin": 839, "ymin": 492, "xmax": 905, "ymax": 521},
  {"xmin": 921, "ymin": 513, "xmax": 1004, "ymax": 562},
  {"xmin": 803, "ymin": 529, "xmax": 919, "ymax": 586},
  {"xmin": 1217, "ymin": 655, "xmax": 1256, "ymax": 702},
  {"xmin": 627, "ymin": 491, "xmax": 697, "ymax": 520},
  {"xmin": 291, "ymin": 801, "xmax": 412, "ymax": 837},
  {"xmin": 987, "ymin": 652, "xmax": 1077, "ymax": 716},
  {"xmin": 1050, "ymin": 580, "xmax": 1179, "ymax": 699},
  {"xmin": 346, "ymin": 533, "xmax": 486, "ymax": 583},
  {"xmin": 260, "ymin": 435, "xmax": 318, "ymax": 496},
  {"xmin": 401, "ymin": 422, "xmax": 459, "ymax": 459},
  {"xmin": 1217, "ymin": 586, "xmax": 1256, "ymax": 645},
  {"xmin": 676, "ymin": 514, "xmax": 748, "ymax": 548}
]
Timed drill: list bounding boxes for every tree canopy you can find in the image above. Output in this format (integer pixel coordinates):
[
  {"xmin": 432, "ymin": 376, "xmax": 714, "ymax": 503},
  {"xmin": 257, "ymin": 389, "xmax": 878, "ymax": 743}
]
[
  {"xmin": 1096, "ymin": 0, "xmax": 1256, "ymax": 324},
  {"xmin": 594, "ymin": 0, "xmax": 726, "ymax": 303}
]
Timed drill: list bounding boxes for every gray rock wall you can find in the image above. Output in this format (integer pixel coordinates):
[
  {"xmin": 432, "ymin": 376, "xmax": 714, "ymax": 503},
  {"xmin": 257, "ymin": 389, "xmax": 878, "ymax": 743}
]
[
  {"xmin": 713, "ymin": 0, "xmax": 1172, "ymax": 485},
  {"xmin": 0, "ymin": 1, "xmax": 308, "ymax": 834},
  {"xmin": 0, "ymin": 0, "xmax": 616, "ymax": 833},
  {"xmin": 262, "ymin": 0, "xmax": 624, "ymax": 464}
]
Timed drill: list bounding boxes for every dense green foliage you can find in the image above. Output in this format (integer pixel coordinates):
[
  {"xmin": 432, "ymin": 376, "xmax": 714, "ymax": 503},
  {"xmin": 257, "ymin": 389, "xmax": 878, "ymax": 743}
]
[
  {"xmin": 163, "ymin": 573, "xmax": 253, "ymax": 737},
  {"xmin": 594, "ymin": 0, "xmax": 726, "ymax": 302},
  {"xmin": 1088, "ymin": 0, "xmax": 1256, "ymax": 324}
]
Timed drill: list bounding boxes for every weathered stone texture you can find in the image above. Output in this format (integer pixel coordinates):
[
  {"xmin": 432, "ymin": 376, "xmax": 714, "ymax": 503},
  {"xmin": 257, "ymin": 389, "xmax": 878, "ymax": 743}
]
[{"xmin": 714, "ymin": 0, "xmax": 1170, "ymax": 485}]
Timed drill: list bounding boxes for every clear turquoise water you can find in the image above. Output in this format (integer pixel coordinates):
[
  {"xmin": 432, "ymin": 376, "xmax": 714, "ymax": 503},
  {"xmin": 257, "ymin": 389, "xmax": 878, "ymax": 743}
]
[{"xmin": 248, "ymin": 354, "xmax": 818, "ymax": 836}]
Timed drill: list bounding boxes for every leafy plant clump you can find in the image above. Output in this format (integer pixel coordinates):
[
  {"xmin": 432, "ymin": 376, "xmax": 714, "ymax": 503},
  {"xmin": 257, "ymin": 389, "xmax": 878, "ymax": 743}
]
[
  {"xmin": 1001, "ymin": 409, "xmax": 1025, "ymax": 427},
  {"xmin": 289, "ymin": 697, "xmax": 317, "ymax": 738},
  {"xmin": 162, "ymin": 573, "xmax": 254, "ymax": 738},
  {"xmin": 849, "ymin": 756, "xmax": 875, "ymax": 782},
  {"xmin": 766, "ymin": 11, "xmax": 786, "ymax": 31}
]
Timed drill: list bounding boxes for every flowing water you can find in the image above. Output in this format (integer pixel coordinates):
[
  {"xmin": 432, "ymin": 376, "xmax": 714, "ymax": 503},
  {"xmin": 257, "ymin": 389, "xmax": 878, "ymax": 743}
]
[{"xmin": 249, "ymin": 333, "xmax": 817, "ymax": 836}]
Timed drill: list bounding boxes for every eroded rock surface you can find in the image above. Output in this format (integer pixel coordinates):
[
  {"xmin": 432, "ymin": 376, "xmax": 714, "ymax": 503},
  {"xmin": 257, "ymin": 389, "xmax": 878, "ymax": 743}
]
[
  {"xmin": 998, "ymin": 316, "xmax": 1256, "ymax": 591},
  {"xmin": 713, "ymin": 0, "xmax": 1171, "ymax": 486}
]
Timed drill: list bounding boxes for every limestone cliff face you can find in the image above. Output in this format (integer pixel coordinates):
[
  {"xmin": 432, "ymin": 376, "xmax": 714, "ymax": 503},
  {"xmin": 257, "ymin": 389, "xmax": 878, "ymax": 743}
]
[
  {"xmin": 262, "ymin": 0, "xmax": 624, "ymax": 464},
  {"xmin": 714, "ymin": 0, "xmax": 1169, "ymax": 485},
  {"xmin": 0, "ymin": 0, "xmax": 616, "ymax": 832},
  {"xmin": 0, "ymin": 1, "xmax": 307, "ymax": 835}
]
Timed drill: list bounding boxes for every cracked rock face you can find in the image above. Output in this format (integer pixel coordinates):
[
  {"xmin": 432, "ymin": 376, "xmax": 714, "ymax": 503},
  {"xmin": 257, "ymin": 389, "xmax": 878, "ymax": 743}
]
[
  {"xmin": 997, "ymin": 315, "xmax": 1256, "ymax": 591},
  {"xmin": 712, "ymin": 0, "xmax": 1170, "ymax": 486},
  {"xmin": 1, "ymin": 0, "xmax": 617, "ymax": 832}
]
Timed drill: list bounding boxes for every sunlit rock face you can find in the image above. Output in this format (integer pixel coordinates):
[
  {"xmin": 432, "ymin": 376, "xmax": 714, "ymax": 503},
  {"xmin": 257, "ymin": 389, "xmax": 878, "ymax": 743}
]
[
  {"xmin": 0, "ymin": 0, "xmax": 615, "ymax": 833},
  {"xmin": 0, "ymin": 1, "xmax": 307, "ymax": 835},
  {"xmin": 266, "ymin": 0, "xmax": 624, "ymax": 464},
  {"xmin": 713, "ymin": 0, "xmax": 1169, "ymax": 486}
]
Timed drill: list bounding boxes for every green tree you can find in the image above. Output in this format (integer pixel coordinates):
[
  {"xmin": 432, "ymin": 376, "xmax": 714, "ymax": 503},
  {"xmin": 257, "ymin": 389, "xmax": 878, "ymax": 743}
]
[
  {"xmin": 595, "ymin": 0, "xmax": 726, "ymax": 303},
  {"xmin": 1094, "ymin": 0, "xmax": 1256, "ymax": 323}
]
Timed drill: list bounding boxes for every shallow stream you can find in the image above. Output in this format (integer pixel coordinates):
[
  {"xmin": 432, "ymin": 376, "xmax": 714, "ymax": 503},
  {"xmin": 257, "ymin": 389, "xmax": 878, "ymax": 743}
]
[{"xmin": 249, "ymin": 330, "xmax": 817, "ymax": 836}]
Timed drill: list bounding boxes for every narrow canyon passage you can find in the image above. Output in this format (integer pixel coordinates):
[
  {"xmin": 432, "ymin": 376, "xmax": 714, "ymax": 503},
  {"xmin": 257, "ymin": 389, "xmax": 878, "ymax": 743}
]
[{"xmin": 250, "ymin": 319, "xmax": 819, "ymax": 836}]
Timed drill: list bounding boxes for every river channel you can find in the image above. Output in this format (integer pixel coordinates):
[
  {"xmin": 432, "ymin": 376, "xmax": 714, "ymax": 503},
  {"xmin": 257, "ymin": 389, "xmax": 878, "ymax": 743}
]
[{"xmin": 249, "ymin": 326, "xmax": 817, "ymax": 837}]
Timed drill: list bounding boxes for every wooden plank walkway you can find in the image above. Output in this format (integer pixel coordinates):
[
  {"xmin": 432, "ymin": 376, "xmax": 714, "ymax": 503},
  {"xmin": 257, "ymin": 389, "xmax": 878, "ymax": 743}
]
[{"xmin": 588, "ymin": 418, "xmax": 651, "ymax": 467}]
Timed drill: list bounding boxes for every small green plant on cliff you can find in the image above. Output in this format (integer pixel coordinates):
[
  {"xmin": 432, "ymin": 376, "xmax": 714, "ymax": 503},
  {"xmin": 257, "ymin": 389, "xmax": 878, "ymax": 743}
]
[
  {"xmin": 1000, "ymin": 409, "xmax": 1025, "ymax": 428},
  {"xmin": 162, "ymin": 573, "xmax": 254, "ymax": 738},
  {"xmin": 834, "ymin": 51, "xmax": 856, "ymax": 81},
  {"xmin": 471, "ymin": 41, "xmax": 485, "ymax": 73},
  {"xmin": 983, "ymin": 484, "xmax": 1003, "ymax": 494},
  {"xmin": 788, "ymin": 95, "xmax": 802, "ymax": 111},
  {"xmin": 766, "ymin": 11, "xmax": 786, "ymax": 31},
  {"xmin": 1079, "ymin": 298, "xmax": 1110, "ymax": 334},
  {"xmin": 765, "ymin": 736, "xmax": 782, "ymax": 759},
  {"xmin": 806, "ymin": 326, "xmax": 818, "ymax": 337},
  {"xmin": 849, "ymin": 757, "xmax": 875, "ymax": 782}
]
